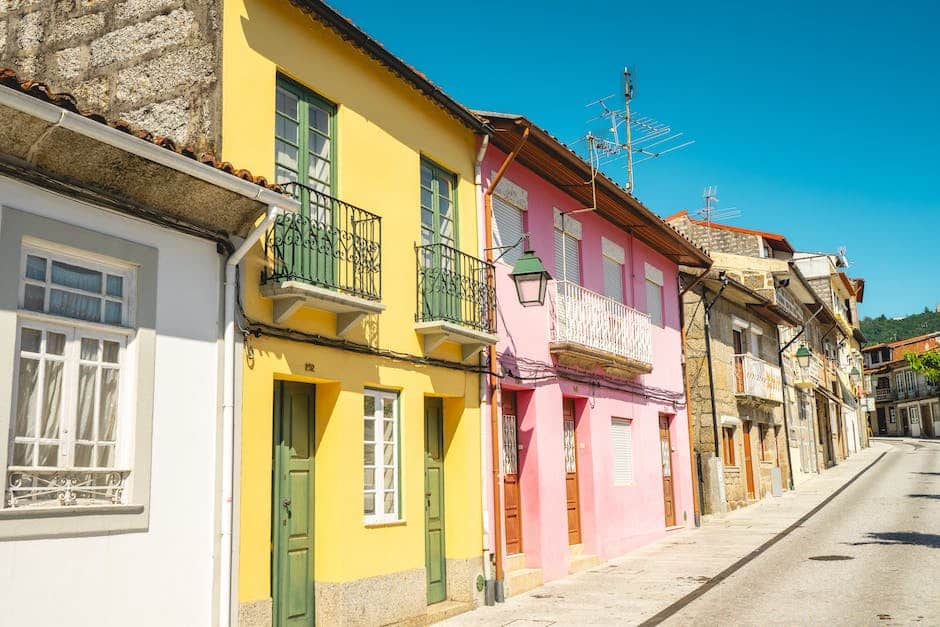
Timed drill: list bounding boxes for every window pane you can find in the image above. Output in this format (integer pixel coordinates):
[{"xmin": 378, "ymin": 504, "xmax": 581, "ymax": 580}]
[
  {"xmin": 276, "ymin": 87, "xmax": 298, "ymax": 118},
  {"xmin": 364, "ymin": 394, "xmax": 375, "ymax": 417},
  {"xmin": 50, "ymin": 289, "xmax": 101, "ymax": 322},
  {"xmin": 308, "ymin": 158, "xmax": 330, "ymax": 187},
  {"xmin": 106, "ymin": 275, "xmax": 123, "ymax": 298},
  {"xmin": 275, "ymin": 114, "xmax": 298, "ymax": 142},
  {"xmin": 75, "ymin": 444, "xmax": 93, "ymax": 467},
  {"xmin": 37, "ymin": 444, "xmax": 58, "ymax": 467},
  {"xmin": 309, "ymin": 104, "xmax": 329, "ymax": 134},
  {"xmin": 24, "ymin": 284, "xmax": 44, "ymax": 311},
  {"xmin": 363, "ymin": 467, "xmax": 374, "ymax": 490},
  {"xmin": 99, "ymin": 369, "xmax": 119, "ymax": 442},
  {"xmin": 421, "ymin": 164, "xmax": 432, "ymax": 187},
  {"xmin": 309, "ymin": 132, "xmax": 329, "ymax": 158},
  {"xmin": 15, "ymin": 357, "xmax": 39, "ymax": 437},
  {"xmin": 46, "ymin": 332, "xmax": 66, "ymax": 356},
  {"xmin": 383, "ymin": 398, "xmax": 394, "ymax": 419},
  {"xmin": 20, "ymin": 328, "xmax": 41, "ymax": 353},
  {"xmin": 363, "ymin": 443, "xmax": 374, "ymax": 465},
  {"xmin": 383, "ymin": 420, "xmax": 395, "ymax": 442},
  {"xmin": 384, "ymin": 491, "xmax": 395, "ymax": 515},
  {"xmin": 81, "ymin": 338, "xmax": 100, "ymax": 361},
  {"xmin": 26, "ymin": 255, "xmax": 47, "ymax": 281},
  {"xmin": 104, "ymin": 301, "xmax": 123, "ymax": 325},
  {"xmin": 102, "ymin": 341, "xmax": 120, "ymax": 363},
  {"xmin": 13, "ymin": 442, "xmax": 34, "ymax": 466},
  {"xmin": 363, "ymin": 419, "xmax": 374, "ymax": 443},
  {"xmin": 364, "ymin": 492, "xmax": 375, "ymax": 515},
  {"xmin": 51, "ymin": 260, "xmax": 102, "ymax": 293},
  {"xmin": 96, "ymin": 445, "xmax": 114, "ymax": 468},
  {"xmin": 383, "ymin": 468, "xmax": 394, "ymax": 490},
  {"xmin": 40, "ymin": 360, "xmax": 64, "ymax": 439},
  {"xmin": 275, "ymin": 139, "xmax": 298, "ymax": 170},
  {"xmin": 383, "ymin": 443, "xmax": 394, "ymax": 466},
  {"xmin": 77, "ymin": 365, "xmax": 97, "ymax": 440}
]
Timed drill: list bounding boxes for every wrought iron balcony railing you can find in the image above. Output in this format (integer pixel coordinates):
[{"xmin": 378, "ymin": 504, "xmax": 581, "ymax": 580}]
[
  {"xmin": 416, "ymin": 243, "xmax": 496, "ymax": 334},
  {"xmin": 733, "ymin": 353, "xmax": 784, "ymax": 404},
  {"xmin": 549, "ymin": 280, "xmax": 653, "ymax": 371},
  {"xmin": 875, "ymin": 387, "xmax": 893, "ymax": 402},
  {"xmin": 6, "ymin": 467, "xmax": 130, "ymax": 508},
  {"xmin": 262, "ymin": 185, "xmax": 382, "ymax": 301},
  {"xmin": 895, "ymin": 384, "xmax": 939, "ymax": 402}
]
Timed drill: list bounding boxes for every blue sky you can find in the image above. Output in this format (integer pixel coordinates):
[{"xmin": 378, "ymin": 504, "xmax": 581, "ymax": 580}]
[{"xmin": 331, "ymin": 0, "xmax": 940, "ymax": 318}]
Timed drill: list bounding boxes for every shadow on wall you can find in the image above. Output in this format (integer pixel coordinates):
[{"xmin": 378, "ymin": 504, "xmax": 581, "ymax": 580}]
[
  {"xmin": 846, "ymin": 532, "xmax": 940, "ymax": 549},
  {"xmin": 907, "ymin": 493, "xmax": 940, "ymax": 500},
  {"xmin": 911, "ymin": 472, "xmax": 940, "ymax": 476}
]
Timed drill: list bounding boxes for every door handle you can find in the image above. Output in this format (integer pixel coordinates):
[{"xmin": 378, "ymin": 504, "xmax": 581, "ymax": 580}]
[{"xmin": 282, "ymin": 498, "xmax": 292, "ymax": 508}]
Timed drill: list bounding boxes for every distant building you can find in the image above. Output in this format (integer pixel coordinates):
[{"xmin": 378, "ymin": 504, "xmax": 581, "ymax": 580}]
[{"xmin": 864, "ymin": 332, "xmax": 940, "ymax": 438}]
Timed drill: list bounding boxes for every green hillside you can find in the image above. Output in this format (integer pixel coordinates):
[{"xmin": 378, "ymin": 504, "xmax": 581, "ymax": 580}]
[{"xmin": 861, "ymin": 308, "xmax": 940, "ymax": 345}]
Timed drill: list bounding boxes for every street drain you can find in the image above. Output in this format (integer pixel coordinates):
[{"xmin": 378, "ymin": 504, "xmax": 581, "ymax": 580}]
[{"xmin": 808, "ymin": 554, "xmax": 854, "ymax": 561}]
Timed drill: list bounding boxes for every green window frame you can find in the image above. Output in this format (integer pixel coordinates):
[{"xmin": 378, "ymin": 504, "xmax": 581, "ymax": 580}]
[
  {"xmin": 275, "ymin": 76, "xmax": 336, "ymax": 211},
  {"xmin": 420, "ymin": 158, "xmax": 458, "ymax": 249}
]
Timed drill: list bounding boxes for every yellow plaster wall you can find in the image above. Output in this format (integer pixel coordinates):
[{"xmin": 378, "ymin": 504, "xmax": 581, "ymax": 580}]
[{"xmin": 221, "ymin": 0, "xmax": 485, "ymax": 604}]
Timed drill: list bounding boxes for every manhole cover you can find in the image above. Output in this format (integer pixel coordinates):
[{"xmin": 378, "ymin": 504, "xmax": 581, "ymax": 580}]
[{"xmin": 809, "ymin": 554, "xmax": 854, "ymax": 561}]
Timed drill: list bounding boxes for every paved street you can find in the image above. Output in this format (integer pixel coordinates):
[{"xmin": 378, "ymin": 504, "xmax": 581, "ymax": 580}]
[{"xmin": 444, "ymin": 439, "xmax": 940, "ymax": 626}]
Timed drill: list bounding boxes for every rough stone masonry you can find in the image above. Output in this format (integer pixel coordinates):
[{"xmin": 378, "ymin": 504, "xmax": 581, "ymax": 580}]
[{"xmin": 0, "ymin": 0, "xmax": 223, "ymax": 153}]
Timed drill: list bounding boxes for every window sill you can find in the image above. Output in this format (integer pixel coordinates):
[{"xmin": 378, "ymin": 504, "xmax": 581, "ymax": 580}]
[
  {"xmin": 0, "ymin": 503, "xmax": 143, "ymax": 520},
  {"xmin": 364, "ymin": 519, "xmax": 406, "ymax": 529},
  {"xmin": 613, "ymin": 481, "xmax": 636, "ymax": 488}
]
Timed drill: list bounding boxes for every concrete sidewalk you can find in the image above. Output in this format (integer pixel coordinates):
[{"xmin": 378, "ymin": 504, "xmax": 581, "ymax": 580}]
[{"xmin": 442, "ymin": 442, "xmax": 891, "ymax": 626}]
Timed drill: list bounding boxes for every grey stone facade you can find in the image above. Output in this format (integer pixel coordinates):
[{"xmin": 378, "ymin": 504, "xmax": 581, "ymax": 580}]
[
  {"xmin": 669, "ymin": 214, "xmax": 764, "ymax": 257},
  {"xmin": 0, "ymin": 0, "xmax": 222, "ymax": 152}
]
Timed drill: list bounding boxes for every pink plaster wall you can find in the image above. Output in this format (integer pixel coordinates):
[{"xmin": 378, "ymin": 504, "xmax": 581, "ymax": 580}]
[{"xmin": 484, "ymin": 146, "xmax": 694, "ymax": 583}]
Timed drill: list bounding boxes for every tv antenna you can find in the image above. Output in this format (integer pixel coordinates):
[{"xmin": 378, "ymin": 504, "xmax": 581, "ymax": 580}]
[
  {"xmin": 584, "ymin": 68, "xmax": 695, "ymax": 194},
  {"xmin": 837, "ymin": 246, "xmax": 851, "ymax": 268},
  {"xmin": 693, "ymin": 186, "xmax": 741, "ymax": 250}
]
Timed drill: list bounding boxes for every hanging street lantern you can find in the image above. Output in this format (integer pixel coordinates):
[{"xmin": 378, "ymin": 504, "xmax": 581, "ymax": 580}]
[
  {"xmin": 795, "ymin": 344, "xmax": 812, "ymax": 370},
  {"xmin": 509, "ymin": 250, "xmax": 552, "ymax": 307}
]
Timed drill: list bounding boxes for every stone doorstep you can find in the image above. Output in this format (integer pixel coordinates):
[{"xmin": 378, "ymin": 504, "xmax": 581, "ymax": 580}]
[
  {"xmin": 506, "ymin": 566, "xmax": 544, "ymax": 598},
  {"xmin": 391, "ymin": 600, "xmax": 473, "ymax": 627},
  {"xmin": 567, "ymin": 552, "xmax": 601, "ymax": 575},
  {"xmin": 506, "ymin": 552, "xmax": 527, "ymax": 572}
]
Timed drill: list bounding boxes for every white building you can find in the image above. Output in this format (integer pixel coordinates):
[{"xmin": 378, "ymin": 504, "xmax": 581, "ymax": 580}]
[{"xmin": 0, "ymin": 72, "xmax": 292, "ymax": 625}]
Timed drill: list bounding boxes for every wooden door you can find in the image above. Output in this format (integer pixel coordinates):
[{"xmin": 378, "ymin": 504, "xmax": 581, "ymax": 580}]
[
  {"xmin": 424, "ymin": 398, "xmax": 447, "ymax": 604},
  {"xmin": 742, "ymin": 420, "xmax": 756, "ymax": 499},
  {"xmin": 659, "ymin": 415, "xmax": 676, "ymax": 527},
  {"xmin": 563, "ymin": 399, "xmax": 581, "ymax": 545},
  {"xmin": 732, "ymin": 329, "xmax": 745, "ymax": 393},
  {"xmin": 272, "ymin": 381, "xmax": 316, "ymax": 627},
  {"xmin": 502, "ymin": 391, "xmax": 523, "ymax": 555}
]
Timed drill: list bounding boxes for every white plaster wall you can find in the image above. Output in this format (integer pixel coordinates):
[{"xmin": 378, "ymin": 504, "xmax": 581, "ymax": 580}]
[{"xmin": 0, "ymin": 178, "xmax": 221, "ymax": 626}]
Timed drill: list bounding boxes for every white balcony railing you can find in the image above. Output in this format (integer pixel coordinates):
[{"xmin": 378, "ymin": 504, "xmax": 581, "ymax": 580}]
[
  {"xmin": 5, "ymin": 467, "xmax": 129, "ymax": 508},
  {"xmin": 733, "ymin": 353, "xmax": 783, "ymax": 403},
  {"xmin": 549, "ymin": 280, "xmax": 653, "ymax": 369}
]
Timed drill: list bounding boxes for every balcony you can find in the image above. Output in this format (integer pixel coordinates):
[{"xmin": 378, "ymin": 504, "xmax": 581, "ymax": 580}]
[
  {"xmin": 415, "ymin": 243, "xmax": 497, "ymax": 361},
  {"xmin": 548, "ymin": 280, "xmax": 653, "ymax": 378},
  {"xmin": 896, "ymin": 384, "xmax": 939, "ymax": 402},
  {"xmin": 261, "ymin": 188, "xmax": 385, "ymax": 336},
  {"xmin": 733, "ymin": 354, "xmax": 783, "ymax": 404},
  {"xmin": 875, "ymin": 388, "xmax": 893, "ymax": 402}
]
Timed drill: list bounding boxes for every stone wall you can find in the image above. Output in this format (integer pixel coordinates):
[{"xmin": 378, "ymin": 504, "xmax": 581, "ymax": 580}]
[
  {"xmin": 0, "ymin": 0, "xmax": 222, "ymax": 152},
  {"xmin": 669, "ymin": 214, "xmax": 763, "ymax": 256}
]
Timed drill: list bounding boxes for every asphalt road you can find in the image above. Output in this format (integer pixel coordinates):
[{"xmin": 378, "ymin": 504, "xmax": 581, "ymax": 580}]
[{"xmin": 661, "ymin": 438, "xmax": 940, "ymax": 626}]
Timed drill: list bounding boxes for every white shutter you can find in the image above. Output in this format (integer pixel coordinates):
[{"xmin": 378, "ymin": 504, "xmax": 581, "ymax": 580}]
[
  {"xmin": 493, "ymin": 197, "xmax": 524, "ymax": 265},
  {"xmin": 611, "ymin": 418, "xmax": 634, "ymax": 484},
  {"xmin": 646, "ymin": 279, "xmax": 663, "ymax": 326},
  {"xmin": 563, "ymin": 233, "xmax": 580, "ymax": 284},
  {"xmin": 603, "ymin": 257, "xmax": 624, "ymax": 303}
]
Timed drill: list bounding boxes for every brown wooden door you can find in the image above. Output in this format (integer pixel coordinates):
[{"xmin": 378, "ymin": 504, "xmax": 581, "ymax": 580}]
[
  {"xmin": 659, "ymin": 415, "xmax": 676, "ymax": 527},
  {"xmin": 502, "ymin": 391, "xmax": 523, "ymax": 555},
  {"xmin": 733, "ymin": 329, "xmax": 745, "ymax": 393},
  {"xmin": 563, "ymin": 399, "xmax": 581, "ymax": 545},
  {"xmin": 742, "ymin": 420, "xmax": 756, "ymax": 499}
]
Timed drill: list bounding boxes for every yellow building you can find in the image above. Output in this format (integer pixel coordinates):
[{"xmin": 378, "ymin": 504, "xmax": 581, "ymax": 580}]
[{"xmin": 219, "ymin": 1, "xmax": 495, "ymax": 624}]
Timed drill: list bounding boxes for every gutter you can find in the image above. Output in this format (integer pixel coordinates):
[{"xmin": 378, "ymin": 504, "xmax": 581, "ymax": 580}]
[{"xmin": 221, "ymin": 206, "xmax": 282, "ymax": 627}]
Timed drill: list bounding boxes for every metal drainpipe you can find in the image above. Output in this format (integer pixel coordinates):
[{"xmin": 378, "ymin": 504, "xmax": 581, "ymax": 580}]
[
  {"xmin": 483, "ymin": 125, "xmax": 529, "ymax": 602},
  {"xmin": 776, "ymin": 326, "xmax": 796, "ymax": 490},
  {"xmin": 701, "ymin": 277, "xmax": 729, "ymax": 512}
]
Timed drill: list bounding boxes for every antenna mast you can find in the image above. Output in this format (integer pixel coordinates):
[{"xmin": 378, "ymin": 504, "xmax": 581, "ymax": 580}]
[
  {"xmin": 694, "ymin": 185, "xmax": 741, "ymax": 251},
  {"xmin": 583, "ymin": 67, "xmax": 694, "ymax": 195}
]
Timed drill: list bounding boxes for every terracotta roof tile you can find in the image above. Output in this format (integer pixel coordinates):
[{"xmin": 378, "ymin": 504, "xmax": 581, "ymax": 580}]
[{"xmin": 0, "ymin": 67, "xmax": 284, "ymax": 193}]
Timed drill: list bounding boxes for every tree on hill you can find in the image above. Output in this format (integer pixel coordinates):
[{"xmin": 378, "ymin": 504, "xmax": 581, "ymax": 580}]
[{"xmin": 860, "ymin": 308, "xmax": 940, "ymax": 345}]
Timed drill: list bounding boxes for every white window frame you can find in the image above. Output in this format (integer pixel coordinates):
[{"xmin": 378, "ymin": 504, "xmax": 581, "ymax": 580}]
[
  {"xmin": 363, "ymin": 388, "xmax": 401, "ymax": 525},
  {"xmin": 610, "ymin": 417, "xmax": 634, "ymax": 485},
  {"xmin": 6, "ymin": 242, "xmax": 137, "ymax": 510},
  {"xmin": 20, "ymin": 239, "xmax": 137, "ymax": 328}
]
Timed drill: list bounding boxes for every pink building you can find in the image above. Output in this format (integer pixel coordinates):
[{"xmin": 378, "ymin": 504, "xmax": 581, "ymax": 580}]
[{"xmin": 478, "ymin": 113, "xmax": 711, "ymax": 594}]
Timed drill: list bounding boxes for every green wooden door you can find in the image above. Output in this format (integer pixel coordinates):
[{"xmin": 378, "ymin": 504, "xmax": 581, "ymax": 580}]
[
  {"xmin": 275, "ymin": 77, "xmax": 337, "ymax": 288},
  {"xmin": 424, "ymin": 398, "xmax": 447, "ymax": 604},
  {"xmin": 272, "ymin": 381, "xmax": 316, "ymax": 627}
]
